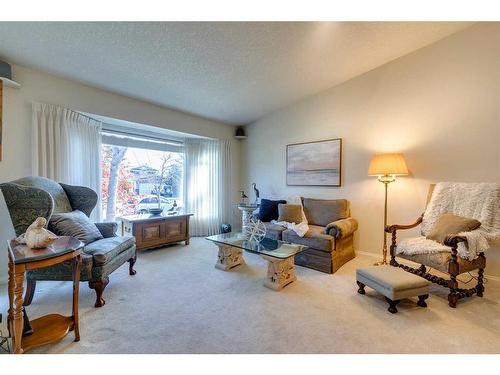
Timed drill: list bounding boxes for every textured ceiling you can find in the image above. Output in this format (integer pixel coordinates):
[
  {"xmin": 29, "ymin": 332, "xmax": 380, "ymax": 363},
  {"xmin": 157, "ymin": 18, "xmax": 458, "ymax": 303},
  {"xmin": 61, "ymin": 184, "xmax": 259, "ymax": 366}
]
[{"xmin": 0, "ymin": 22, "xmax": 473, "ymax": 124}]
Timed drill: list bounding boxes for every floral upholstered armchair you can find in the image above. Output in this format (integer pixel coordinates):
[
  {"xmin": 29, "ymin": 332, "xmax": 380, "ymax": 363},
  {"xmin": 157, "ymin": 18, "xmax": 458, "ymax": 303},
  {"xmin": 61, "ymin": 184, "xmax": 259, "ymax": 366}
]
[{"xmin": 0, "ymin": 176, "xmax": 137, "ymax": 308}]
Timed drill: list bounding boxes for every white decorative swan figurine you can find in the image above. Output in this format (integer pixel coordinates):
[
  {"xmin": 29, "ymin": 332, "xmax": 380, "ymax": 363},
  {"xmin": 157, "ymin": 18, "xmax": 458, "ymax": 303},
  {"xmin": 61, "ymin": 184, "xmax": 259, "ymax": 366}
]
[{"xmin": 16, "ymin": 217, "xmax": 59, "ymax": 249}]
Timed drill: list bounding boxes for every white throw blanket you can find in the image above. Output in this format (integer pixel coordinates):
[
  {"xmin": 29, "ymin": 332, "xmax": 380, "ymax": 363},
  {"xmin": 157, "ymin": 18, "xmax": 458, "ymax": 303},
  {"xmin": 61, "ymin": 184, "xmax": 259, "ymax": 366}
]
[
  {"xmin": 397, "ymin": 182, "xmax": 500, "ymax": 260},
  {"xmin": 271, "ymin": 220, "xmax": 309, "ymax": 237},
  {"xmin": 266, "ymin": 195, "xmax": 309, "ymax": 237}
]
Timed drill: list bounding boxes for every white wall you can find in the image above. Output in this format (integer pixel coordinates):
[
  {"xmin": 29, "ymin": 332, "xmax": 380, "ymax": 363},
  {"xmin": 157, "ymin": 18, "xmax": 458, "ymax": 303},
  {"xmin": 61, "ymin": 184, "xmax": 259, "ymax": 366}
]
[
  {"xmin": 0, "ymin": 65, "xmax": 241, "ymax": 284},
  {"xmin": 242, "ymin": 23, "xmax": 500, "ymax": 276}
]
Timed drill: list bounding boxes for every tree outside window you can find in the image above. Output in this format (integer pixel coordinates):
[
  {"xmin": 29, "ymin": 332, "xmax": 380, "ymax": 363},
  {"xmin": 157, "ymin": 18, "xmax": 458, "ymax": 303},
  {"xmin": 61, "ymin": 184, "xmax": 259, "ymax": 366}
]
[{"xmin": 101, "ymin": 144, "xmax": 183, "ymax": 221}]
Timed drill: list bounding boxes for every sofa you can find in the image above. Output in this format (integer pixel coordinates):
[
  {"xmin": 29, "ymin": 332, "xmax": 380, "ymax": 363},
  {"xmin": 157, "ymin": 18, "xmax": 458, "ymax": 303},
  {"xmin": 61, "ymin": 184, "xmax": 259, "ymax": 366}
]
[
  {"xmin": 263, "ymin": 198, "xmax": 358, "ymax": 273},
  {"xmin": 0, "ymin": 176, "xmax": 137, "ymax": 308}
]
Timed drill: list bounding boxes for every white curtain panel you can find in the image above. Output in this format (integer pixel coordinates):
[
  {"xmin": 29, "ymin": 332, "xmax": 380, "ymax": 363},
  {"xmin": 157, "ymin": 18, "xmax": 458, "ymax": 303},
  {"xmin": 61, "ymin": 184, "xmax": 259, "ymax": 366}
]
[
  {"xmin": 184, "ymin": 138, "xmax": 231, "ymax": 236},
  {"xmin": 32, "ymin": 102, "xmax": 102, "ymax": 221}
]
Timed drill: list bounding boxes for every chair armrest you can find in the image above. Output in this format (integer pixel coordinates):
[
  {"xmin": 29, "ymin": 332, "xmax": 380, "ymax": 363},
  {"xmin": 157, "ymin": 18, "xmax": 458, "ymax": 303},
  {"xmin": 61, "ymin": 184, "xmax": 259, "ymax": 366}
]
[
  {"xmin": 444, "ymin": 234, "xmax": 467, "ymax": 248},
  {"xmin": 94, "ymin": 222, "xmax": 118, "ymax": 238},
  {"xmin": 60, "ymin": 183, "xmax": 98, "ymax": 218},
  {"xmin": 385, "ymin": 214, "xmax": 423, "ymax": 234},
  {"xmin": 386, "ymin": 214, "xmax": 424, "ymax": 263},
  {"xmin": 325, "ymin": 217, "xmax": 358, "ymax": 239}
]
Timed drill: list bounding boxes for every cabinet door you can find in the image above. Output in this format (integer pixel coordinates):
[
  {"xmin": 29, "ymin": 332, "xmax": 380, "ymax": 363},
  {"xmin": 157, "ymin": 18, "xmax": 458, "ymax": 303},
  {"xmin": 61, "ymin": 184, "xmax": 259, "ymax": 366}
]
[
  {"xmin": 135, "ymin": 221, "xmax": 165, "ymax": 249},
  {"xmin": 164, "ymin": 218, "xmax": 186, "ymax": 242}
]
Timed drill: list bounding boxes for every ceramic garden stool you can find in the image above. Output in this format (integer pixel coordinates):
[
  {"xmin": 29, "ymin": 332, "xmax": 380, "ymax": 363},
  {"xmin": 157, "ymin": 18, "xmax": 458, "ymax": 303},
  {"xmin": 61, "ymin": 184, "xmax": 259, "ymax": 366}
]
[{"xmin": 356, "ymin": 265, "xmax": 431, "ymax": 314}]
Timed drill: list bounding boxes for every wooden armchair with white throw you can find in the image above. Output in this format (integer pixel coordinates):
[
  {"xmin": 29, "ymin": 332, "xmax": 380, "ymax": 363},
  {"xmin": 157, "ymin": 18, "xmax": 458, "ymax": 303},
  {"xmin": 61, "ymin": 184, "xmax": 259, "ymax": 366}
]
[{"xmin": 386, "ymin": 182, "xmax": 500, "ymax": 308}]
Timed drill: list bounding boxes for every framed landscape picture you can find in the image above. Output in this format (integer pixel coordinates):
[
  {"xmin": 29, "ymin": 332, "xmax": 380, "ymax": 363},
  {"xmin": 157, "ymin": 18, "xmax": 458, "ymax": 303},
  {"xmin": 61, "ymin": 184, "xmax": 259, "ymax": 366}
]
[{"xmin": 286, "ymin": 138, "xmax": 342, "ymax": 187}]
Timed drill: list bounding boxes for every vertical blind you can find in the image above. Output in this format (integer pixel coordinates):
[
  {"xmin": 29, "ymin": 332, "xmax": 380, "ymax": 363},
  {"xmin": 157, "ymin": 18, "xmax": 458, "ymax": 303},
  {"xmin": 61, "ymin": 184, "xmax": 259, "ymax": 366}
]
[{"xmin": 184, "ymin": 138, "xmax": 231, "ymax": 236}]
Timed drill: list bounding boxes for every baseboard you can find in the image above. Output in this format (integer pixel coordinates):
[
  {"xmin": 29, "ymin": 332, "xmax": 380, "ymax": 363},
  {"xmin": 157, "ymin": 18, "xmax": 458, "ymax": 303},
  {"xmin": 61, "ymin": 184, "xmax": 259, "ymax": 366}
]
[
  {"xmin": 357, "ymin": 250, "xmax": 381, "ymax": 259},
  {"xmin": 357, "ymin": 250, "xmax": 500, "ymax": 283}
]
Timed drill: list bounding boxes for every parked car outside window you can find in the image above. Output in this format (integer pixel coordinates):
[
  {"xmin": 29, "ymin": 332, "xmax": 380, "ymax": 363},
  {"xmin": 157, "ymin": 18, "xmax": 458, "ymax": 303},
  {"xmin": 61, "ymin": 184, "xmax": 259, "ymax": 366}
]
[{"xmin": 135, "ymin": 195, "xmax": 182, "ymax": 214}]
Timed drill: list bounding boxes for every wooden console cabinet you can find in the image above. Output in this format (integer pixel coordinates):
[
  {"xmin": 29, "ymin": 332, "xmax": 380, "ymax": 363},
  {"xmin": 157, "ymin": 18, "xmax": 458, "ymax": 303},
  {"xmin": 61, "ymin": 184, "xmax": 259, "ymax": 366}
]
[{"xmin": 119, "ymin": 213, "xmax": 193, "ymax": 250}]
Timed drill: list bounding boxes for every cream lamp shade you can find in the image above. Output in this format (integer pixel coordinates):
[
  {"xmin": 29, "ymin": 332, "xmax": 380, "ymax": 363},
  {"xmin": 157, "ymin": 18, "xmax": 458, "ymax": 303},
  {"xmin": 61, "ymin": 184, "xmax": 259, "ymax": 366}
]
[{"xmin": 368, "ymin": 153, "xmax": 408, "ymax": 176}]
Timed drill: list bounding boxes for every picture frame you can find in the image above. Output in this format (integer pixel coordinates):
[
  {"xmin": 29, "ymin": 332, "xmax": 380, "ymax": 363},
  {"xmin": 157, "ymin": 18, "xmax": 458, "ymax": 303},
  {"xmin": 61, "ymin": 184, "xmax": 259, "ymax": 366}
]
[{"xmin": 286, "ymin": 138, "xmax": 342, "ymax": 187}]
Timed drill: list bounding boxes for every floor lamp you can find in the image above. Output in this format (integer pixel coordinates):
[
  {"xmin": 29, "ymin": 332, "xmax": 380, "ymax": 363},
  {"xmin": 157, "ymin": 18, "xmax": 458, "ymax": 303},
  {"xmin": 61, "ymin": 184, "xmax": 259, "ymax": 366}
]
[{"xmin": 368, "ymin": 153, "xmax": 408, "ymax": 265}]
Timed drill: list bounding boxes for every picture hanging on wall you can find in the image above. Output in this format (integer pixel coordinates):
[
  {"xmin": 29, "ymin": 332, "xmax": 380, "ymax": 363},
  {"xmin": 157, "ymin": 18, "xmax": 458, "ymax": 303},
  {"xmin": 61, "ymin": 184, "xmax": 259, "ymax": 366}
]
[{"xmin": 286, "ymin": 138, "xmax": 342, "ymax": 187}]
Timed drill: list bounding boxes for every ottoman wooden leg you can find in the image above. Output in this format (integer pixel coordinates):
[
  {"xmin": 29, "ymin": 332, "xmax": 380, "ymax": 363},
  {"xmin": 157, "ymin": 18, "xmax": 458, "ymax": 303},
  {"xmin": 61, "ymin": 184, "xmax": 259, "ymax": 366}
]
[
  {"xmin": 417, "ymin": 294, "xmax": 429, "ymax": 308},
  {"xmin": 356, "ymin": 281, "xmax": 366, "ymax": 295},
  {"xmin": 385, "ymin": 297, "xmax": 400, "ymax": 314}
]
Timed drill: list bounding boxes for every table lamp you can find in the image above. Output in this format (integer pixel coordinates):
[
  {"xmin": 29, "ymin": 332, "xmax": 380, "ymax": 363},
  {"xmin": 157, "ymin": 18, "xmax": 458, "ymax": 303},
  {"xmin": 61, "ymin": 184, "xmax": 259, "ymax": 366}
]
[{"xmin": 368, "ymin": 153, "xmax": 408, "ymax": 265}]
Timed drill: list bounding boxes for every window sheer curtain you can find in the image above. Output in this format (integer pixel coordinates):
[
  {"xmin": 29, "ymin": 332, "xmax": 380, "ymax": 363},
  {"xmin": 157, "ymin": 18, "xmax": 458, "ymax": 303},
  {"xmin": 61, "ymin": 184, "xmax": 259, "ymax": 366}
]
[
  {"xmin": 32, "ymin": 102, "xmax": 102, "ymax": 220},
  {"xmin": 184, "ymin": 138, "xmax": 231, "ymax": 236}
]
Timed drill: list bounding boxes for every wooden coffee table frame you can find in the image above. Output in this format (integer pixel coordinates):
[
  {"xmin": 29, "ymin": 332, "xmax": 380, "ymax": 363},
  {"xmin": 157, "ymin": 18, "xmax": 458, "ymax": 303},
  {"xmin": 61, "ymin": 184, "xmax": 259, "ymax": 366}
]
[{"xmin": 8, "ymin": 241, "xmax": 82, "ymax": 354}]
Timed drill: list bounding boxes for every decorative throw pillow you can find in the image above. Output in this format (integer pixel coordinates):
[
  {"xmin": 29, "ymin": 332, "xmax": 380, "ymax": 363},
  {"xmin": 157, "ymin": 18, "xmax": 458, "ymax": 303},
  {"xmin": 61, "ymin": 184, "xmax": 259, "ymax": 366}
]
[
  {"xmin": 266, "ymin": 195, "xmax": 307, "ymax": 223},
  {"xmin": 258, "ymin": 199, "xmax": 287, "ymax": 222},
  {"xmin": 278, "ymin": 204, "xmax": 304, "ymax": 224},
  {"xmin": 426, "ymin": 213, "xmax": 481, "ymax": 244},
  {"xmin": 49, "ymin": 210, "xmax": 103, "ymax": 244}
]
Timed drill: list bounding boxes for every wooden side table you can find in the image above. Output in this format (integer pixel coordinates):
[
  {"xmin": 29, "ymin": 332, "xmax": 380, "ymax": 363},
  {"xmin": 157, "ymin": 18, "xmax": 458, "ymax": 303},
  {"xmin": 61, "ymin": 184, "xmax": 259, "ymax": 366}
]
[{"xmin": 7, "ymin": 236, "xmax": 84, "ymax": 354}]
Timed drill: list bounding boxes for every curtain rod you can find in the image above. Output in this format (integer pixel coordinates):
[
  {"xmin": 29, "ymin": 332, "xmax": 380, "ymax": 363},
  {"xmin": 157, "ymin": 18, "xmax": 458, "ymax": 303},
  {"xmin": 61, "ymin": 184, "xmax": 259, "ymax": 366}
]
[
  {"xmin": 34, "ymin": 103, "xmax": 103, "ymax": 125},
  {"xmin": 102, "ymin": 128, "xmax": 184, "ymax": 146}
]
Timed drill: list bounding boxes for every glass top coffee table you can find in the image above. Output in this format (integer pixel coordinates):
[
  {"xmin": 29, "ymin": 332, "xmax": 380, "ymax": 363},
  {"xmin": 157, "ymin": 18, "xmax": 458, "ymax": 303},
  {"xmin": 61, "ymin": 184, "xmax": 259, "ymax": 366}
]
[{"xmin": 206, "ymin": 232, "xmax": 307, "ymax": 291}]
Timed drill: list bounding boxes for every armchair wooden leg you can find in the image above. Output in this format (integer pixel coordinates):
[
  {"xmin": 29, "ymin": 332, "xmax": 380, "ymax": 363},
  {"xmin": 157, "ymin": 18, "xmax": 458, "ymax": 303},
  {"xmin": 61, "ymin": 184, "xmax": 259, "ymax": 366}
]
[
  {"xmin": 128, "ymin": 254, "xmax": 137, "ymax": 276},
  {"xmin": 448, "ymin": 271, "xmax": 459, "ymax": 308},
  {"xmin": 448, "ymin": 248, "xmax": 460, "ymax": 308},
  {"xmin": 477, "ymin": 276, "xmax": 485, "ymax": 297},
  {"xmin": 448, "ymin": 291, "xmax": 458, "ymax": 308},
  {"xmin": 89, "ymin": 277, "xmax": 109, "ymax": 308},
  {"xmin": 23, "ymin": 279, "xmax": 36, "ymax": 306},
  {"xmin": 477, "ymin": 253, "xmax": 485, "ymax": 298}
]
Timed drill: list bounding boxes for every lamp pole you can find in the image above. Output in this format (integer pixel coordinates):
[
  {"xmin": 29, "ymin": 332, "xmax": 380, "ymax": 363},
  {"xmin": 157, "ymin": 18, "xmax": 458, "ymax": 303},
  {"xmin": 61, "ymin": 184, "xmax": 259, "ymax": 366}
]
[
  {"xmin": 375, "ymin": 174, "xmax": 395, "ymax": 265},
  {"xmin": 368, "ymin": 153, "xmax": 408, "ymax": 265}
]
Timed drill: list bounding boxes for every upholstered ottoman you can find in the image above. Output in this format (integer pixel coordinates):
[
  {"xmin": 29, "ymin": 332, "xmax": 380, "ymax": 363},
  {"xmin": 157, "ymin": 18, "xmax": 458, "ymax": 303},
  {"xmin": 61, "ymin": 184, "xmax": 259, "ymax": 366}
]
[{"xmin": 356, "ymin": 266, "xmax": 430, "ymax": 313}]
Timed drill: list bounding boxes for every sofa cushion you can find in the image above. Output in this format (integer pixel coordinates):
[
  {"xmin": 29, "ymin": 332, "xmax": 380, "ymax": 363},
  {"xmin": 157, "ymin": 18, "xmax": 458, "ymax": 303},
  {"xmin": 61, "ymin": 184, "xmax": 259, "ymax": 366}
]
[
  {"xmin": 302, "ymin": 198, "xmax": 349, "ymax": 226},
  {"xmin": 84, "ymin": 236, "xmax": 135, "ymax": 266},
  {"xmin": 278, "ymin": 204, "xmax": 303, "ymax": 224},
  {"xmin": 283, "ymin": 225, "xmax": 335, "ymax": 253},
  {"xmin": 49, "ymin": 210, "xmax": 103, "ymax": 244},
  {"xmin": 263, "ymin": 222, "xmax": 287, "ymax": 240},
  {"xmin": 258, "ymin": 199, "xmax": 287, "ymax": 222}
]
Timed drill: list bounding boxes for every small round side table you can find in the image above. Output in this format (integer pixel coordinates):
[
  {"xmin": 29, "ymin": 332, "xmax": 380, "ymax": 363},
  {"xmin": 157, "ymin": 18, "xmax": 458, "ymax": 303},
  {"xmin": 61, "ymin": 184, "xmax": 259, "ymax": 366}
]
[{"xmin": 7, "ymin": 236, "xmax": 84, "ymax": 354}]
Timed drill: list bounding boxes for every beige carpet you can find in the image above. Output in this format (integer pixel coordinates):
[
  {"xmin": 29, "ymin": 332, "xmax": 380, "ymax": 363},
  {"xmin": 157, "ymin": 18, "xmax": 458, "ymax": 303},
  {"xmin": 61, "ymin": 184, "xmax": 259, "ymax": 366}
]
[{"xmin": 1, "ymin": 237, "xmax": 499, "ymax": 354}]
